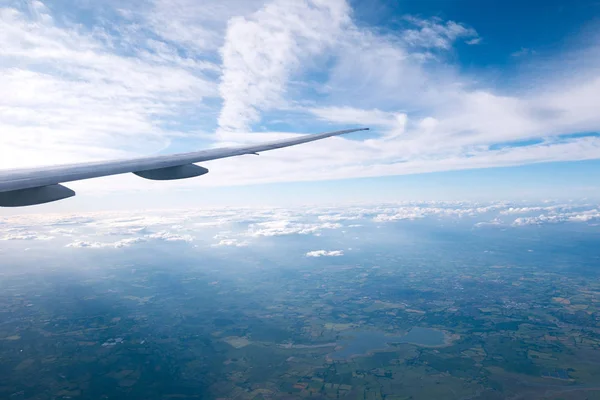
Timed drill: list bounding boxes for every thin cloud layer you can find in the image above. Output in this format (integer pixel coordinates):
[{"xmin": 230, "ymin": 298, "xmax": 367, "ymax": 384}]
[
  {"xmin": 2, "ymin": 201, "xmax": 599, "ymax": 252},
  {"xmin": 65, "ymin": 237, "xmax": 147, "ymax": 249},
  {"xmin": 211, "ymin": 238, "xmax": 250, "ymax": 247},
  {"xmin": 401, "ymin": 16, "xmax": 479, "ymax": 50}
]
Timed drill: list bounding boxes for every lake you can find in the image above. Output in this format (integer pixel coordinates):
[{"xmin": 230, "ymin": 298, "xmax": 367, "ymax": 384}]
[{"xmin": 330, "ymin": 327, "xmax": 446, "ymax": 360}]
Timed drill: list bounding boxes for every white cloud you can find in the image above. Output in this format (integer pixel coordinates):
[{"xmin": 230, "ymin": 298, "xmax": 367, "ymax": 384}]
[
  {"xmin": 217, "ymin": 0, "xmax": 350, "ymax": 132},
  {"xmin": 65, "ymin": 241, "xmax": 104, "ymax": 248},
  {"xmin": 306, "ymin": 249, "xmax": 344, "ymax": 257},
  {"xmin": 500, "ymin": 207, "xmax": 549, "ymax": 215},
  {"xmin": 568, "ymin": 211, "xmax": 600, "ymax": 222},
  {"xmin": 88, "ymin": 215, "xmax": 192, "ymax": 232},
  {"xmin": 512, "ymin": 209, "xmax": 600, "ymax": 226},
  {"xmin": 0, "ymin": 1, "xmax": 217, "ymax": 169},
  {"xmin": 317, "ymin": 214, "xmax": 363, "ymax": 222},
  {"xmin": 401, "ymin": 16, "xmax": 479, "ymax": 50},
  {"xmin": 0, "ymin": 231, "xmax": 54, "ymax": 241},
  {"xmin": 370, "ymin": 204, "xmax": 501, "ymax": 222},
  {"xmin": 65, "ymin": 237, "xmax": 146, "ymax": 248},
  {"xmin": 474, "ymin": 218, "xmax": 503, "ymax": 228},
  {"xmin": 146, "ymin": 0, "xmax": 265, "ymax": 52},
  {"xmin": 309, "ymin": 107, "xmax": 406, "ymax": 130},
  {"xmin": 146, "ymin": 231, "xmax": 194, "ymax": 242},
  {"xmin": 212, "ymin": 238, "xmax": 249, "ymax": 247},
  {"xmin": 373, "ymin": 209, "xmax": 425, "ymax": 222},
  {"xmin": 247, "ymin": 220, "xmax": 342, "ymax": 237},
  {"xmin": 114, "ymin": 238, "xmax": 148, "ymax": 248}
]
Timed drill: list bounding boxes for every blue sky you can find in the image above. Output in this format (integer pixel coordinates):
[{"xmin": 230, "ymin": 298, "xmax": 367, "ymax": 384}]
[
  {"xmin": 355, "ymin": 0, "xmax": 600, "ymax": 66},
  {"xmin": 1, "ymin": 0, "xmax": 599, "ymax": 211}
]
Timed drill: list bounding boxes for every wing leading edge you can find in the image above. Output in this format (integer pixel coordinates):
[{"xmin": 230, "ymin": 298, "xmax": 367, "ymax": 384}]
[{"xmin": 0, "ymin": 128, "xmax": 368, "ymax": 207}]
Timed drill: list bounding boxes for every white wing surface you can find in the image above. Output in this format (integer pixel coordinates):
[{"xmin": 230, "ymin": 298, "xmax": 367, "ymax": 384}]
[{"xmin": 0, "ymin": 128, "xmax": 368, "ymax": 207}]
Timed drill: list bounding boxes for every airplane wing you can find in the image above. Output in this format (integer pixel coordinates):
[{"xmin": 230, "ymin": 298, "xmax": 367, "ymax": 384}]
[{"xmin": 0, "ymin": 128, "xmax": 368, "ymax": 207}]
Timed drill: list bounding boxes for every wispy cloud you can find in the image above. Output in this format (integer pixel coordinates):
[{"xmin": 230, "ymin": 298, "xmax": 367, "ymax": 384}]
[
  {"xmin": 0, "ymin": 1, "xmax": 217, "ymax": 168},
  {"xmin": 0, "ymin": 231, "xmax": 54, "ymax": 241},
  {"xmin": 465, "ymin": 37, "xmax": 482, "ymax": 45},
  {"xmin": 511, "ymin": 47, "xmax": 537, "ymax": 57},
  {"xmin": 145, "ymin": 0, "xmax": 265, "ymax": 52},
  {"xmin": 211, "ymin": 238, "xmax": 249, "ymax": 247},
  {"xmin": 217, "ymin": 0, "xmax": 350, "ymax": 133},
  {"xmin": 401, "ymin": 16, "xmax": 479, "ymax": 50},
  {"xmin": 65, "ymin": 237, "xmax": 146, "ymax": 248},
  {"xmin": 146, "ymin": 231, "xmax": 194, "ymax": 242}
]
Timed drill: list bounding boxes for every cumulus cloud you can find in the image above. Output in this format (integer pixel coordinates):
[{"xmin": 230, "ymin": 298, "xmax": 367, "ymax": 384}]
[
  {"xmin": 146, "ymin": 231, "xmax": 194, "ymax": 242},
  {"xmin": 211, "ymin": 238, "xmax": 249, "ymax": 247},
  {"xmin": 247, "ymin": 220, "xmax": 342, "ymax": 237},
  {"xmin": 306, "ymin": 250, "xmax": 344, "ymax": 257},
  {"xmin": 474, "ymin": 218, "xmax": 503, "ymax": 228},
  {"xmin": 317, "ymin": 214, "xmax": 363, "ymax": 222},
  {"xmin": 65, "ymin": 237, "xmax": 147, "ymax": 249},
  {"xmin": 500, "ymin": 207, "xmax": 549, "ymax": 215},
  {"xmin": 0, "ymin": 232, "xmax": 54, "ymax": 241},
  {"xmin": 512, "ymin": 209, "xmax": 600, "ymax": 226},
  {"xmin": 371, "ymin": 204, "xmax": 500, "ymax": 222},
  {"xmin": 374, "ymin": 210, "xmax": 426, "ymax": 222},
  {"xmin": 65, "ymin": 241, "xmax": 103, "ymax": 249}
]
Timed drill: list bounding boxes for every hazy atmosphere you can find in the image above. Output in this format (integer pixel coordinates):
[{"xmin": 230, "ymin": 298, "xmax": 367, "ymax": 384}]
[{"xmin": 2, "ymin": 1, "xmax": 600, "ymax": 399}]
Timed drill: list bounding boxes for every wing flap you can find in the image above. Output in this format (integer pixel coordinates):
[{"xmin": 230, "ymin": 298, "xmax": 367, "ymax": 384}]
[
  {"xmin": 0, "ymin": 184, "xmax": 75, "ymax": 207},
  {"xmin": 134, "ymin": 164, "xmax": 209, "ymax": 180}
]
